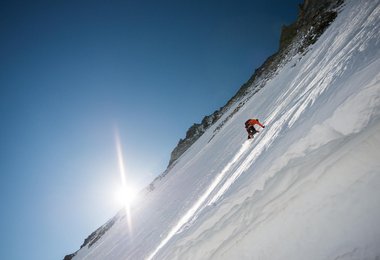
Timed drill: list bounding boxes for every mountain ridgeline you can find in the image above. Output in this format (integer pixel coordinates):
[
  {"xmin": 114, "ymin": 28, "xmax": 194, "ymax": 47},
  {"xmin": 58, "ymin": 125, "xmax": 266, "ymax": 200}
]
[
  {"xmin": 168, "ymin": 0, "xmax": 343, "ymax": 169},
  {"xmin": 64, "ymin": 0, "xmax": 344, "ymax": 259}
]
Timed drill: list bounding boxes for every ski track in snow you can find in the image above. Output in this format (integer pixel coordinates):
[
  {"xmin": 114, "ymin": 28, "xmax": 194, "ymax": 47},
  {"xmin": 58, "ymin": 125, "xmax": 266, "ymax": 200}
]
[{"xmin": 72, "ymin": 1, "xmax": 380, "ymax": 259}]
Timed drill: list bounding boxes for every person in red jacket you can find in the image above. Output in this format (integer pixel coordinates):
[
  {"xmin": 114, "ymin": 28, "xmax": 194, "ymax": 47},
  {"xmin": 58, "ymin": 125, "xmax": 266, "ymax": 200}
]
[{"xmin": 245, "ymin": 118, "xmax": 265, "ymax": 139}]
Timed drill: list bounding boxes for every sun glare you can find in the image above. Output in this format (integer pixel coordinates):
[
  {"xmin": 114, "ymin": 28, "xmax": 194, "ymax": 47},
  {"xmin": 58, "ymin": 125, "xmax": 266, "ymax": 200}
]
[
  {"xmin": 114, "ymin": 185, "xmax": 138, "ymax": 208},
  {"xmin": 114, "ymin": 127, "xmax": 137, "ymax": 235}
]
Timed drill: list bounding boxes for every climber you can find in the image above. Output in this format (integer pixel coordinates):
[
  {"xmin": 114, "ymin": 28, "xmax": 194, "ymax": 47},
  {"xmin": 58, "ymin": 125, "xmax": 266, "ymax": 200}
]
[{"xmin": 245, "ymin": 118, "xmax": 265, "ymax": 139}]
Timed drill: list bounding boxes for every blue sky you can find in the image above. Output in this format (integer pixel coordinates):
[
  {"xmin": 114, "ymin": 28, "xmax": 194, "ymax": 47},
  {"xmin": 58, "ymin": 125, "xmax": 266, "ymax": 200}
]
[{"xmin": 0, "ymin": 0, "xmax": 301, "ymax": 259}]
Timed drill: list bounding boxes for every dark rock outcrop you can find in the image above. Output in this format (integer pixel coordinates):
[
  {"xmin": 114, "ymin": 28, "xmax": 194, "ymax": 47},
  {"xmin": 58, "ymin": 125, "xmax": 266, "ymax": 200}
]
[
  {"xmin": 63, "ymin": 254, "xmax": 76, "ymax": 260},
  {"xmin": 63, "ymin": 214, "xmax": 119, "ymax": 260},
  {"xmin": 168, "ymin": 111, "xmax": 223, "ymax": 166}
]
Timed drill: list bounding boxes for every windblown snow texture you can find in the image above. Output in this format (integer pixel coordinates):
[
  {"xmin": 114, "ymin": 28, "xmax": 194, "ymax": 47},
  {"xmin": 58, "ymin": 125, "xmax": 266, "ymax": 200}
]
[{"xmin": 70, "ymin": 0, "xmax": 380, "ymax": 259}]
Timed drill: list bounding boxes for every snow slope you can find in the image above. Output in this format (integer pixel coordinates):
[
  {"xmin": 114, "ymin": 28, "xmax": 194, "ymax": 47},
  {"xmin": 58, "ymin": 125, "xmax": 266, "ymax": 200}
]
[{"xmin": 72, "ymin": 0, "xmax": 380, "ymax": 259}]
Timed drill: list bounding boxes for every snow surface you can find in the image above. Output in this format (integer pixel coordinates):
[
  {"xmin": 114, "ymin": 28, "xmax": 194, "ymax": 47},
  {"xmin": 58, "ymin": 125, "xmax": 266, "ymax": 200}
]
[{"xmin": 73, "ymin": 0, "xmax": 380, "ymax": 259}]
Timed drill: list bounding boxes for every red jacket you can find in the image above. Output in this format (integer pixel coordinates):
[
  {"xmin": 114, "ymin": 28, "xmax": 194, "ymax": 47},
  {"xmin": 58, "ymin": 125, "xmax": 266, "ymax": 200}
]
[{"xmin": 245, "ymin": 119, "xmax": 264, "ymax": 128}]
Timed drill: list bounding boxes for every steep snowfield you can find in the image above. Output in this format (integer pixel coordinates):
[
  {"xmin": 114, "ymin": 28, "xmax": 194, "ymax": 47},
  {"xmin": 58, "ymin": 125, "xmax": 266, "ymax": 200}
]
[{"xmin": 73, "ymin": 0, "xmax": 380, "ymax": 259}]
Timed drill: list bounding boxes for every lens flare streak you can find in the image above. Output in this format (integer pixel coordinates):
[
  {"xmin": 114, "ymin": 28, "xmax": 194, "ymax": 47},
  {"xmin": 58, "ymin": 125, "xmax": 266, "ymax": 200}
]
[{"xmin": 115, "ymin": 129, "xmax": 133, "ymax": 235}]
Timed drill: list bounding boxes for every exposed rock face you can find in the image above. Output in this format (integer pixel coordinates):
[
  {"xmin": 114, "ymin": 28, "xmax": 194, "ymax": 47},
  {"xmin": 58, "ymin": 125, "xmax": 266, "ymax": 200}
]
[
  {"xmin": 167, "ymin": 0, "xmax": 343, "ymax": 169},
  {"xmin": 63, "ymin": 254, "xmax": 76, "ymax": 260},
  {"xmin": 80, "ymin": 217, "xmax": 117, "ymax": 249},
  {"xmin": 280, "ymin": 0, "xmax": 344, "ymax": 53},
  {"xmin": 63, "ymin": 214, "xmax": 119, "ymax": 260},
  {"xmin": 168, "ymin": 111, "xmax": 223, "ymax": 166}
]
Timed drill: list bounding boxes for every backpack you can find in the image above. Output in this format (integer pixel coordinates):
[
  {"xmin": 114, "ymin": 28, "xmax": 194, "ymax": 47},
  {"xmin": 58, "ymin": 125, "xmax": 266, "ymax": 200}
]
[{"xmin": 245, "ymin": 119, "xmax": 258, "ymax": 128}]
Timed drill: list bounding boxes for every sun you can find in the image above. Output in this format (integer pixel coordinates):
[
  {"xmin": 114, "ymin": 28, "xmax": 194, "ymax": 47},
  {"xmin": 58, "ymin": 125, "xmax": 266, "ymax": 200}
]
[{"xmin": 114, "ymin": 185, "xmax": 138, "ymax": 208}]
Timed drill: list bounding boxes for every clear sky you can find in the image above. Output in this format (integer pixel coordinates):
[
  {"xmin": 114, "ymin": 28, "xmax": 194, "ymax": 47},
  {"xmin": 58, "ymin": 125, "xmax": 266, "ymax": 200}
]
[{"xmin": 0, "ymin": 0, "xmax": 301, "ymax": 259}]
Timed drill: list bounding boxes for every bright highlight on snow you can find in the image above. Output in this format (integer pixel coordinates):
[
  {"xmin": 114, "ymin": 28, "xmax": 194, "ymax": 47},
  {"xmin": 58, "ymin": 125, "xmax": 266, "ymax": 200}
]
[{"xmin": 147, "ymin": 140, "xmax": 252, "ymax": 260}]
